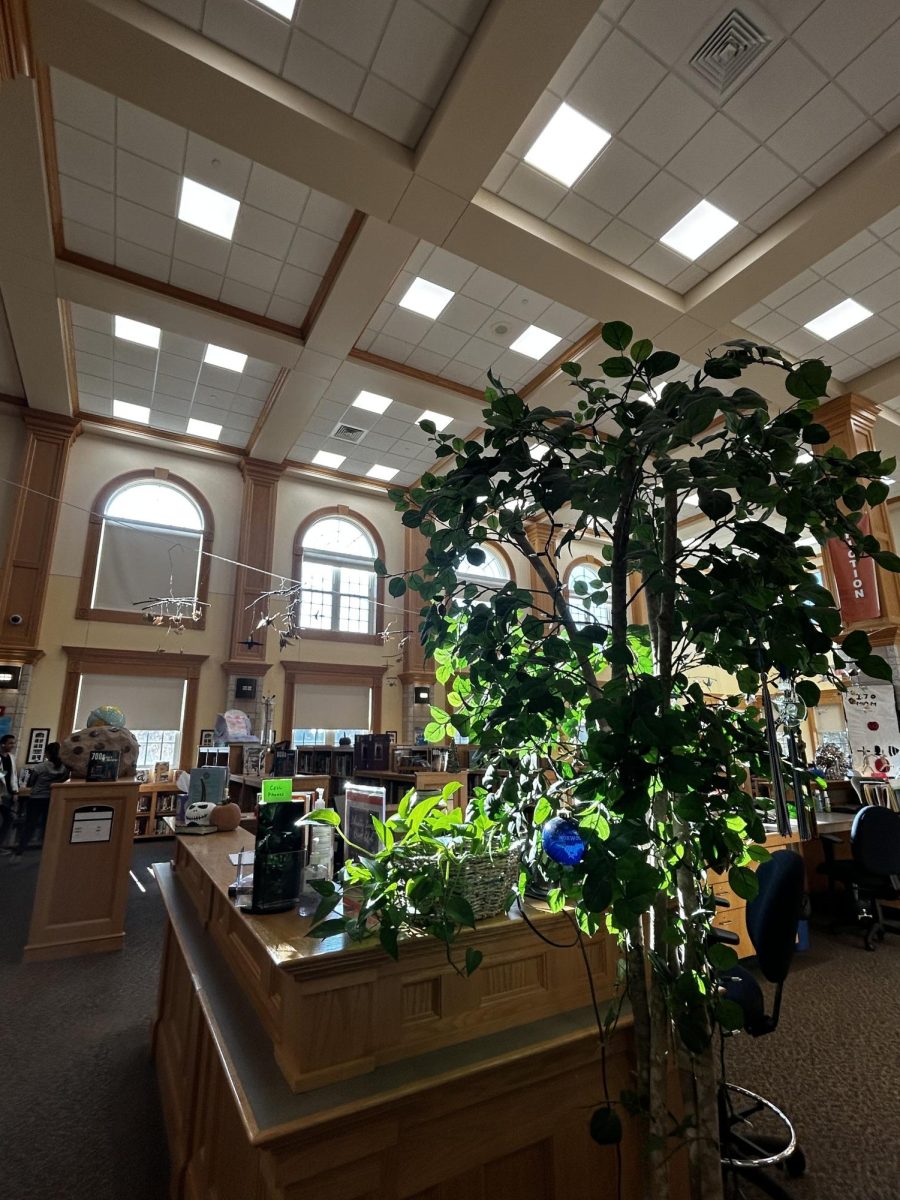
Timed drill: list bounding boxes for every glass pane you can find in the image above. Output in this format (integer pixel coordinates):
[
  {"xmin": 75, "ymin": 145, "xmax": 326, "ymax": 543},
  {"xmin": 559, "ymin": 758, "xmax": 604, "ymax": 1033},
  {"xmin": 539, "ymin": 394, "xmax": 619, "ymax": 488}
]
[
  {"xmin": 457, "ymin": 545, "xmax": 509, "ymax": 584},
  {"xmin": 106, "ymin": 482, "xmax": 203, "ymax": 531},
  {"xmin": 302, "ymin": 517, "xmax": 374, "ymax": 558},
  {"xmin": 338, "ymin": 590, "xmax": 371, "ymax": 633},
  {"xmin": 299, "ymin": 563, "xmax": 334, "ymax": 629},
  {"xmin": 132, "ymin": 729, "xmax": 179, "ymax": 769},
  {"xmin": 341, "ymin": 567, "xmax": 371, "ymax": 597}
]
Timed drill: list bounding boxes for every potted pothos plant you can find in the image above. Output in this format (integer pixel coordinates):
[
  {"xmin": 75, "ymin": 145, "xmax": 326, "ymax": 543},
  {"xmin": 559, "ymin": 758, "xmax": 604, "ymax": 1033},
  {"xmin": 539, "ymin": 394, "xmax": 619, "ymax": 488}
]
[{"xmin": 306, "ymin": 326, "xmax": 898, "ymax": 1200}]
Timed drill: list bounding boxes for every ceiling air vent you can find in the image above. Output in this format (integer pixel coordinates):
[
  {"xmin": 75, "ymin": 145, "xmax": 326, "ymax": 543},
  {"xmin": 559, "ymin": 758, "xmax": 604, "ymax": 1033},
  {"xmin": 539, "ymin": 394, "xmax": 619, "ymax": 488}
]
[
  {"xmin": 689, "ymin": 10, "xmax": 770, "ymax": 95},
  {"xmin": 332, "ymin": 422, "xmax": 366, "ymax": 444}
]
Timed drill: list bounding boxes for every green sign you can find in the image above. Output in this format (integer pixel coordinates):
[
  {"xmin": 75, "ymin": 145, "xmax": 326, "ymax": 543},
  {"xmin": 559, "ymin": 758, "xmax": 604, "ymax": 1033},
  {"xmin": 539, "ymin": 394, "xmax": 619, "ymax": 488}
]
[{"xmin": 261, "ymin": 777, "xmax": 293, "ymax": 803}]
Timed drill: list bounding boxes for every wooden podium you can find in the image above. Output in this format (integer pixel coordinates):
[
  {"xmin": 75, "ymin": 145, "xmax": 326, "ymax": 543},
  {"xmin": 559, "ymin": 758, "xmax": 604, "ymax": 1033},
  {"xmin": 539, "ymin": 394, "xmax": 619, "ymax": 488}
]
[{"xmin": 24, "ymin": 779, "xmax": 140, "ymax": 962}]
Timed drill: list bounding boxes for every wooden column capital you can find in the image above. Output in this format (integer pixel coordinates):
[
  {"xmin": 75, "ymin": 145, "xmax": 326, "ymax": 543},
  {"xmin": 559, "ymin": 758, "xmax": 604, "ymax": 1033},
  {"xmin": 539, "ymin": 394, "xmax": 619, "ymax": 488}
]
[
  {"xmin": 22, "ymin": 408, "xmax": 82, "ymax": 444},
  {"xmin": 240, "ymin": 457, "xmax": 286, "ymax": 486},
  {"xmin": 816, "ymin": 393, "xmax": 879, "ymax": 444}
]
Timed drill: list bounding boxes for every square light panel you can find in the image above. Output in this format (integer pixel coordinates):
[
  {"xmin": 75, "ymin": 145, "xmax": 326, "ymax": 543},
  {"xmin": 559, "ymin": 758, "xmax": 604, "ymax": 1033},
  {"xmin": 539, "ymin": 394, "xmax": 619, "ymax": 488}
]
[
  {"xmin": 114, "ymin": 315, "xmax": 160, "ymax": 349},
  {"xmin": 353, "ymin": 390, "xmax": 392, "ymax": 415},
  {"xmin": 804, "ymin": 299, "xmax": 872, "ymax": 341},
  {"xmin": 312, "ymin": 449, "xmax": 346, "ymax": 469},
  {"xmin": 178, "ymin": 177, "xmax": 240, "ymax": 240},
  {"xmin": 524, "ymin": 102, "xmax": 611, "ymax": 187},
  {"xmin": 367, "ymin": 464, "xmax": 399, "ymax": 481},
  {"xmin": 509, "ymin": 324, "xmax": 562, "ymax": 360},
  {"xmin": 399, "ymin": 277, "xmax": 454, "ymax": 320},
  {"xmin": 112, "ymin": 400, "xmax": 150, "ymax": 424},
  {"xmin": 530, "ymin": 443, "xmax": 550, "ymax": 460},
  {"xmin": 204, "ymin": 344, "xmax": 247, "ymax": 372},
  {"xmin": 255, "ymin": 0, "xmax": 296, "ymax": 16},
  {"xmin": 660, "ymin": 200, "xmax": 737, "ymax": 260},
  {"xmin": 418, "ymin": 409, "xmax": 452, "ymax": 431},
  {"xmin": 186, "ymin": 418, "xmax": 222, "ymax": 440}
]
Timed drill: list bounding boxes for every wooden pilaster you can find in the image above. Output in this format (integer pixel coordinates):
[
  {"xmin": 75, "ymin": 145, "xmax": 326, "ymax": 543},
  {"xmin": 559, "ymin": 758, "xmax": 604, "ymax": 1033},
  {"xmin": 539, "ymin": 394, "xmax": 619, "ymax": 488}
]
[{"xmin": 227, "ymin": 457, "xmax": 284, "ymax": 663}]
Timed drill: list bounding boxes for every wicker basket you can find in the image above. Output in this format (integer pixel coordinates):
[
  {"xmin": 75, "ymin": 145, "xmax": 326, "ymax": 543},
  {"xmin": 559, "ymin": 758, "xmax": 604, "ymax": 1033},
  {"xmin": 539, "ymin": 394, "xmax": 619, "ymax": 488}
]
[{"xmin": 446, "ymin": 841, "xmax": 523, "ymax": 920}]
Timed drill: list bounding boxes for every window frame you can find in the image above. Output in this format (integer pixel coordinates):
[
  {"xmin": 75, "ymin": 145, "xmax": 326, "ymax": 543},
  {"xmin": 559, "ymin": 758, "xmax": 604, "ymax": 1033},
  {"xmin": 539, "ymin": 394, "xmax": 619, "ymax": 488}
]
[
  {"xmin": 564, "ymin": 556, "xmax": 611, "ymax": 631},
  {"xmin": 293, "ymin": 506, "xmax": 386, "ymax": 644},
  {"xmin": 77, "ymin": 470, "xmax": 214, "ymax": 629}
]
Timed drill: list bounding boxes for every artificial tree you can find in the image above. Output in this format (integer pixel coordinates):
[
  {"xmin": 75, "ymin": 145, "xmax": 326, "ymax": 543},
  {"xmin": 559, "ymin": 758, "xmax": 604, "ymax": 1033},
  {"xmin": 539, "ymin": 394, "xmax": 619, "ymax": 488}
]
[{"xmin": 309, "ymin": 328, "xmax": 898, "ymax": 1199}]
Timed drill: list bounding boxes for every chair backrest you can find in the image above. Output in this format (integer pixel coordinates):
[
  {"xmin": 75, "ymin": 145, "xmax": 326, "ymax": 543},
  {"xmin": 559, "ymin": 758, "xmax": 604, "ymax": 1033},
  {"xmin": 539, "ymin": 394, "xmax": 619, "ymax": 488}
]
[
  {"xmin": 851, "ymin": 805, "xmax": 900, "ymax": 876},
  {"xmin": 745, "ymin": 850, "xmax": 805, "ymax": 985}
]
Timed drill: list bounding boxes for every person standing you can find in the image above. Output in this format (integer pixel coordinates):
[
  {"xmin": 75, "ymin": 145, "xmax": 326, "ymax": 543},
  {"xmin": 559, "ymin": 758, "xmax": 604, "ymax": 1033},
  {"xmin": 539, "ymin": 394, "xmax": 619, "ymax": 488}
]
[
  {"xmin": 15, "ymin": 742, "xmax": 69, "ymax": 856},
  {"xmin": 0, "ymin": 733, "xmax": 20, "ymax": 854}
]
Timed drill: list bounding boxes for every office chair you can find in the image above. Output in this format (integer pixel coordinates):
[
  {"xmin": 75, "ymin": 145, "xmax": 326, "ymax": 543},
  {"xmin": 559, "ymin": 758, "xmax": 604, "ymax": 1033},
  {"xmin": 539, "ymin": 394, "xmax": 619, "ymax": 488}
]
[
  {"xmin": 817, "ymin": 804, "xmax": 900, "ymax": 950},
  {"xmin": 717, "ymin": 850, "xmax": 806, "ymax": 1198}
]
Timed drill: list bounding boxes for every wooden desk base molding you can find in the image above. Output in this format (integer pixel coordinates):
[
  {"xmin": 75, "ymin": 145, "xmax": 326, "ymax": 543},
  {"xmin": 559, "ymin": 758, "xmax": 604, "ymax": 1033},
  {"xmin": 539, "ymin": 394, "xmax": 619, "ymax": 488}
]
[{"xmin": 153, "ymin": 863, "xmax": 690, "ymax": 1200}]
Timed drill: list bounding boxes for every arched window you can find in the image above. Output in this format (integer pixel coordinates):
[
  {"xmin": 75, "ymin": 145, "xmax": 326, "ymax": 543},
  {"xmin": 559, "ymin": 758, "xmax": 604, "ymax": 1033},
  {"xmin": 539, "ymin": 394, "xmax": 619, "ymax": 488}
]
[
  {"xmin": 297, "ymin": 513, "xmax": 379, "ymax": 635},
  {"xmin": 78, "ymin": 471, "xmax": 213, "ymax": 627},
  {"xmin": 458, "ymin": 544, "xmax": 511, "ymax": 588},
  {"xmin": 565, "ymin": 560, "xmax": 610, "ymax": 630}
]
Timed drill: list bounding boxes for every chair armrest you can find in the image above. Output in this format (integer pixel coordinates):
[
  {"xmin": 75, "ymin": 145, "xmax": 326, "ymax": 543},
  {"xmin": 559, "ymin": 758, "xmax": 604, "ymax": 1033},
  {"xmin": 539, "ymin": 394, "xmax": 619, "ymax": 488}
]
[
  {"xmin": 709, "ymin": 927, "xmax": 740, "ymax": 946},
  {"xmin": 714, "ymin": 895, "xmax": 730, "ymax": 908}
]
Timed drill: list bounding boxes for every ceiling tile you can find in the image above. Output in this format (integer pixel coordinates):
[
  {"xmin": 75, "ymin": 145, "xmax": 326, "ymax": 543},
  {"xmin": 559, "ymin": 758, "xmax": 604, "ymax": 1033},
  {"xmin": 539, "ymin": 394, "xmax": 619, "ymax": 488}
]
[
  {"xmin": 286, "ymin": 227, "xmax": 337, "ymax": 274},
  {"xmin": 768, "ymin": 84, "xmax": 866, "ymax": 172},
  {"xmin": 441, "ymin": 361, "xmax": 485, "ymax": 387},
  {"xmin": 370, "ymin": 332, "xmax": 414, "ymax": 362},
  {"xmin": 295, "ymin": 0, "xmax": 393, "ymax": 66},
  {"xmin": 202, "ymin": 0, "xmax": 291, "ymax": 74},
  {"xmin": 745, "ymin": 177, "xmax": 814, "ymax": 233},
  {"xmin": 746, "ymin": 311, "xmax": 797, "ymax": 344},
  {"xmin": 115, "ymin": 340, "xmax": 158, "ymax": 371},
  {"xmin": 418, "ymin": 0, "xmax": 488, "ymax": 36},
  {"xmin": 489, "ymin": 348, "xmax": 533, "ymax": 382},
  {"xmin": 695, "ymin": 224, "xmax": 755, "ymax": 273},
  {"xmin": 725, "ymin": 42, "xmax": 827, "ymax": 141},
  {"xmin": 811, "ymin": 230, "xmax": 878, "ymax": 277},
  {"xmin": 548, "ymin": 13, "xmax": 612, "ymax": 97},
  {"xmin": 709, "ymin": 146, "xmax": 795, "ymax": 223},
  {"xmin": 440, "ymin": 294, "xmax": 495, "ymax": 336},
  {"xmin": 827, "ymin": 243, "xmax": 900, "ymax": 295},
  {"xmin": 568, "ymin": 29, "xmax": 666, "ymax": 133},
  {"xmin": 670, "ymin": 263, "xmax": 707, "ymax": 294},
  {"xmin": 115, "ymin": 100, "xmax": 186, "ymax": 173},
  {"xmin": 173, "ymin": 223, "xmax": 231, "ymax": 274},
  {"xmin": 631, "ymin": 243, "xmax": 688, "ymax": 286},
  {"xmin": 498, "ymin": 285, "xmax": 553, "ymax": 324},
  {"xmin": 77, "ymin": 371, "xmax": 112, "ymax": 398},
  {"xmin": 115, "ymin": 238, "xmax": 170, "ymax": 281},
  {"xmin": 233, "ymin": 204, "xmax": 294, "ymax": 259},
  {"xmin": 830, "ymin": 314, "xmax": 894, "ymax": 355},
  {"xmin": 619, "ymin": 75, "xmax": 714, "ymax": 167},
  {"xmin": 70, "ymin": 303, "xmax": 111, "ymax": 333},
  {"xmin": 73, "ymin": 325, "xmax": 113, "ymax": 357},
  {"xmin": 795, "ymin": 0, "xmax": 900, "ymax": 74},
  {"xmin": 381, "ymin": 306, "xmax": 433, "ymax": 344},
  {"xmin": 592, "ymin": 218, "xmax": 653, "ymax": 265},
  {"xmin": 461, "ymin": 267, "xmax": 515, "ymax": 308},
  {"xmin": 50, "ymin": 70, "xmax": 114, "ymax": 142},
  {"xmin": 777, "ymin": 327, "xmax": 827, "ymax": 358},
  {"xmin": 778, "ymin": 278, "xmax": 845, "ymax": 324},
  {"xmin": 219, "ymin": 277, "xmax": 270, "ymax": 315},
  {"xmin": 274, "ymin": 262, "xmax": 320, "ymax": 305},
  {"xmin": 244, "ymin": 162, "xmax": 309, "ymax": 222},
  {"xmin": 159, "ymin": 351, "xmax": 202, "ymax": 382},
  {"xmin": 141, "ymin": 0, "xmax": 203, "ymax": 27},
  {"xmin": 619, "ymin": 171, "xmax": 700, "ymax": 240},
  {"xmin": 828, "ymin": 354, "xmax": 868, "ymax": 381},
  {"xmin": 63, "ymin": 219, "xmax": 114, "ymax": 261},
  {"xmin": 116, "ymin": 150, "xmax": 180, "ymax": 217},
  {"xmin": 283, "ymin": 30, "xmax": 365, "ymax": 112},
  {"xmin": 499, "ymin": 164, "xmax": 568, "ymax": 220},
  {"xmin": 156, "ymin": 373, "xmax": 196, "ymax": 401},
  {"xmin": 371, "ymin": 0, "xmax": 467, "ymax": 107},
  {"xmin": 483, "ymin": 153, "xmax": 517, "ymax": 194},
  {"xmin": 184, "ymin": 132, "xmax": 252, "ymax": 199},
  {"xmin": 266, "ymin": 296, "xmax": 308, "ymax": 327},
  {"xmin": 763, "ymin": 268, "xmax": 820, "ymax": 309},
  {"xmin": 59, "ymin": 175, "xmax": 114, "ymax": 233},
  {"xmin": 55, "ymin": 123, "xmax": 115, "ymax": 191},
  {"xmin": 405, "ymin": 346, "xmax": 451, "ymax": 375},
  {"xmin": 474, "ymin": 312, "xmax": 528, "ymax": 348},
  {"xmin": 575, "ymin": 140, "xmax": 657, "ymax": 215},
  {"xmin": 667, "ymin": 113, "xmax": 758, "ymax": 195},
  {"xmin": 154, "ymin": 391, "xmax": 191, "ymax": 415},
  {"xmin": 301, "ymin": 192, "xmax": 352, "ymax": 239},
  {"xmin": 419, "ymin": 323, "xmax": 470, "ymax": 358},
  {"xmin": 116, "ymin": 198, "xmax": 176, "ymax": 256},
  {"xmin": 169, "ymin": 259, "xmax": 224, "ymax": 298},
  {"xmin": 114, "ymin": 362, "xmax": 155, "ymax": 391},
  {"xmin": 547, "ymin": 193, "xmax": 612, "ymax": 243},
  {"xmin": 856, "ymin": 267, "xmax": 900, "ymax": 314},
  {"xmin": 237, "ymin": 375, "xmax": 272, "ymax": 400},
  {"xmin": 754, "ymin": 0, "xmax": 822, "ymax": 32},
  {"xmin": 77, "ymin": 351, "xmax": 113, "ymax": 380},
  {"xmin": 422, "ymin": 246, "xmax": 478, "ymax": 291},
  {"xmin": 161, "ymin": 331, "xmax": 202, "ymax": 359},
  {"xmin": 835, "ymin": 19, "xmax": 900, "ymax": 116},
  {"xmin": 803, "ymin": 121, "xmax": 883, "ymax": 187},
  {"xmin": 856, "ymin": 329, "xmax": 900, "ymax": 368},
  {"xmin": 541, "ymin": 301, "xmax": 594, "ymax": 339},
  {"xmin": 621, "ymin": 0, "xmax": 727, "ymax": 59},
  {"xmin": 354, "ymin": 75, "xmax": 432, "ymax": 146},
  {"xmin": 874, "ymin": 94, "xmax": 900, "ymax": 133},
  {"xmin": 455, "ymin": 336, "xmax": 503, "ymax": 370}
]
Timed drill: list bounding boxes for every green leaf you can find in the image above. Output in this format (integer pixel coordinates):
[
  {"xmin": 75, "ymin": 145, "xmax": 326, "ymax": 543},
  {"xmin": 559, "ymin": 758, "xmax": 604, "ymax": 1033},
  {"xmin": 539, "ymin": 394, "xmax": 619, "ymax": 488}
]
[
  {"xmin": 728, "ymin": 866, "xmax": 759, "ymax": 902},
  {"xmin": 582, "ymin": 873, "xmax": 613, "ymax": 914},
  {"xmin": 601, "ymin": 321, "xmax": 633, "ymax": 351},
  {"xmin": 874, "ymin": 550, "xmax": 900, "ymax": 572},
  {"xmin": 867, "ymin": 480, "xmax": 890, "ymax": 507},
  {"xmin": 795, "ymin": 679, "xmax": 820, "ymax": 707},
  {"xmin": 561, "ymin": 361, "xmax": 581, "ymax": 378},
  {"xmin": 589, "ymin": 1106, "xmax": 623, "ymax": 1146},
  {"xmin": 735, "ymin": 667, "xmax": 758, "ymax": 695},
  {"xmin": 445, "ymin": 894, "xmax": 476, "ymax": 928},
  {"xmin": 631, "ymin": 338, "xmax": 653, "ymax": 362},
  {"xmin": 465, "ymin": 547, "xmax": 486, "ymax": 566},
  {"xmin": 533, "ymin": 796, "xmax": 552, "ymax": 825},
  {"xmin": 423, "ymin": 722, "xmax": 444, "ymax": 742},
  {"xmin": 643, "ymin": 349, "xmax": 680, "ymax": 378},
  {"xmin": 841, "ymin": 629, "xmax": 872, "ymax": 659},
  {"xmin": 602, "ymin": 355, "xmax": 633, "ymax": 378},
  {"xmin": 373, "ymin": 557, "xmax": 388, "ymax": 576},
  {"xmin": 379, "ymin": 923, "xmax": 399, "ymax": 960},
  {"xmin": 388, "ymin": 576, "xmax": 407, "ymax": 597},
  {"xmin": 301, "ymin": 807, "xmax": 340, "ymax": 826},
  {"xmin": 419, "ymin": 418, "xmax": 437, "ymax": 435},
  {"xmin": 859, "ymin": 654, "xmax": 893, "ymax": 681},
  {"xmin": 786, "ymin": 359, "xmax": 831, "ymax": 401},
  {"xmin": 707, "ymin": 942, "xmax": 738, "ymax": 971},
  {"xmin": 716, "ymin": 998, "xmax": 746, "ymax": 1033},
  {"xmin": 308, "ymin": 918, "xmax": 350, "ymax": 940},
  {"xmin": 465, "ymin": 947, "xmax": 483, "ymax": 975},
  {"xmin": 698, "ymin": 488, "xmax": 733, "ymax": 519}
]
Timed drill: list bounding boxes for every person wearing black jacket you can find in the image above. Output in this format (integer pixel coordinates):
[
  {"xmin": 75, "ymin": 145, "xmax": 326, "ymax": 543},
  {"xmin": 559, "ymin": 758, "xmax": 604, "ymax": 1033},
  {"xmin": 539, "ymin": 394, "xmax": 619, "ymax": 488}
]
[
  {"xmin": 14, "ymin": 742, "xmax": 69, "ymax": 856},
  {"xmin": 0, "ymin": 733, "xmax": 19, "ymax": 854}
]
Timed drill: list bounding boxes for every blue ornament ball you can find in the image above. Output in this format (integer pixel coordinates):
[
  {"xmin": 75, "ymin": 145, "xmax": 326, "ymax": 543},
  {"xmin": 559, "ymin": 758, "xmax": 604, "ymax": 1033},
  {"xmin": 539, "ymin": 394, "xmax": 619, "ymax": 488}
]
[{"xmin": 541, "ymin": 815, "xmax": 586, "ymax": 867}]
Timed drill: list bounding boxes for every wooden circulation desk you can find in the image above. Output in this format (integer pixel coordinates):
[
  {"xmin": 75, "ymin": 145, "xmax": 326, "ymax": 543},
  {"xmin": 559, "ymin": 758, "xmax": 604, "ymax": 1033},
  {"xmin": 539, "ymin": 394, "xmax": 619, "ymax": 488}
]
[{"xmin": 154, "ymin": 830, "xmax": 691, "ymax": 1199}]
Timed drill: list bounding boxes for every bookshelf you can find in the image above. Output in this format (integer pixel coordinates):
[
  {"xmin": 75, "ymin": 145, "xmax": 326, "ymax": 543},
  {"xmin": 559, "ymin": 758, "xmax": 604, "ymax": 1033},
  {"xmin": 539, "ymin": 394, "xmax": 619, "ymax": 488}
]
[{"xmin": 134, "ymin": 783, "xmax": 181, "ymax": 839}]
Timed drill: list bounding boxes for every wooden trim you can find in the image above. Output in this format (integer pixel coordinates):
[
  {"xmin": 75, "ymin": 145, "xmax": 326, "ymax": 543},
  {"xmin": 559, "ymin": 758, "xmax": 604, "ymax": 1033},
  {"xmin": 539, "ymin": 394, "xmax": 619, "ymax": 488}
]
[
  {"xmin": 76, "ymin": 469, "xmax": 215, "ymax": 630},
  {"xmin": 228, "ymin": 457, "xmax": 286, "ymax": 662},
  {"xmin": 293, "ymin": 504, "xmax": 387, "ymax": 638},
  {"xmin": 245, "ymin": 367, "xmax": 289, "ymax": 458},
  {"xmin": 77, "ymin": 412, "xmax": 246, "ymax": 456},
  {"xmin": 221, "ymin": 660, "xmax": 272, "ymax": 677},
  {"xmin": 295, "ymin": 628, "xmax": 382, "ymax": 645},
  {"xmin": 348, "ymin": 348, "xmax": 484, "ymax": 401},
  {"xmin": 280, "ymin": 660, "xmax": 388, "ymax": 737},
  {"xmin": 35, "ymin": 63, "xmax": 63, "ymax": 252},
  {"xmin": 0, "ymin": 644, "xmax": 44, "ymax": 665},
  {"xmin": 56, "ymin": 249, "xmax": 305, "ymax": 340},
  {"xmin": 0, "ymin": 0, "xmax": 32, "ymax": 84},
  {"xmin": 0, "ymin": 392, "xmax": 27, "ymax": 409},
  {"xmin": 59, "ymin": 299, "xmax": 80, "ymax": 412},
  {"xmin": 300, "ymin": 210, "xmax": 366, "ymax": 341},
  {"xmin": 520, "ymin": 321, "xmax": 604, "ymax": 398},
  {"xmin": 282, "ymin": 457, "xmax": 397, "ymax": 492},
  {"xmin": 60, "ymin": 647, "xmax": 207, "ymax": 770}
]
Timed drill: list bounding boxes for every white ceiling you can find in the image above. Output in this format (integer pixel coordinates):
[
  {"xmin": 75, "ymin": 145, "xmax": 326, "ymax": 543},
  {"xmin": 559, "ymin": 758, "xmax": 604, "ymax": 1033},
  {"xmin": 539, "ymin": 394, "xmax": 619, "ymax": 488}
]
[{"xmin": 2, "ymin": 0, "xmax": 900, "ymax": 484}]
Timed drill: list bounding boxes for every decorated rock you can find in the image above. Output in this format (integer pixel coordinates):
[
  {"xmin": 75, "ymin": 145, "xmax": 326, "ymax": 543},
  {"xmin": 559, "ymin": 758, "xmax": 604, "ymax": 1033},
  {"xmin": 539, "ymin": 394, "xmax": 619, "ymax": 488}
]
[{"xmin": 60, "ymin": 725, "xmax": 140, "ymax": 779}]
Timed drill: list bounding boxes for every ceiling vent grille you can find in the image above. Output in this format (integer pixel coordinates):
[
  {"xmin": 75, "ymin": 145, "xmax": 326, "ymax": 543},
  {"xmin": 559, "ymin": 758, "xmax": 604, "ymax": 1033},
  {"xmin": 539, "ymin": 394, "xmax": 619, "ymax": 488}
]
[
  {"xmin": 332, "ymin": 422, "xmax": 366, "ymax": 444},
  {"xmin": 689, "ymin": 10, "xmax": 770, "ymax": 94}
]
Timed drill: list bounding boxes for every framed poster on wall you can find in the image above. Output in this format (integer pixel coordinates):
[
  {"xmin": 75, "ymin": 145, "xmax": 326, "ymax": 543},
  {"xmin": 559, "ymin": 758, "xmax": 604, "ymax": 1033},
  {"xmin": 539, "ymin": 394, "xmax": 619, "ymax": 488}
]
[{"xmin": 26, "ymin": 728, "xmax": 51, "ymax": 764}]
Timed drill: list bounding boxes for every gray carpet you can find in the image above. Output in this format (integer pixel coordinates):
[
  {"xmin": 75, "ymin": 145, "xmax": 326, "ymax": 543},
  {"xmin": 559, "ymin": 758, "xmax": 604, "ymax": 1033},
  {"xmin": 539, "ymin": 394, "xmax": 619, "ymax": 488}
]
[
  {"xmin": 2, "ymin": 844, "xmax": 899, "ymax": 1199},
  {"xmin": 0, "ymin": 842, "xmax": 171, "ymax": 1200}
]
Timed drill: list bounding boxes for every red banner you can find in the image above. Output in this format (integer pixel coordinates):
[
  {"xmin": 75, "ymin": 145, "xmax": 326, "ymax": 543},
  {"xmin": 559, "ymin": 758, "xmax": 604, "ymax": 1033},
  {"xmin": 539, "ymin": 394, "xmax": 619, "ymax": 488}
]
[{"xmin": 826, "ymin": 515, "xmax": 881, "ymax": 622}]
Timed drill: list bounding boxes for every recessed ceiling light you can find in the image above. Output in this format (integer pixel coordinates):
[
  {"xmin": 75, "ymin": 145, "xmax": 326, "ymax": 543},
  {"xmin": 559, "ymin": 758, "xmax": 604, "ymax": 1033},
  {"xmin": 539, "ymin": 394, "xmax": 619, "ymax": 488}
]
[
  {"xmin": 312, "ymin": 449, "xmax": 346, "ymax": 469},
  {"xmin": 530, "ymin": 443, "xmax": 549, "ymax": 460},
  {"xmin": 353, "ymin": 390, "xmax": 392, "ymax": 415},
  {"xmin": 204, "ymin": 344, "xmax": 247, "ymax": 372},
  {"xmin": 685, "ymin": 492, "xmax": 700, "ymax": 507},
  {"xmin": 660, "ymin": 200, "xmax": 737, "ymax": 261},
  {"xmin": 255, "ymin": 0, "xmax": 295, "ymax": 17},
  {"xmin": 399, "ymin": 277, "xmax": 454, "ymax": 320},
  {"xmin": 797, "ymin": 450, "xmax": 813, "ymax": 464},
  {"xmin": 418, "ymin": 409, "xmax": 452, "ymax": 432},
  {"xmin": 524, "ymin": 102, "xmax": 611, "ymax": 187},
  {"xmin": 112, "ymin": 400, "xmax": 150, "ymax": 424},
  {"xmin": 367, "ymin": 464, "xmax": 399, "ymax": 481},
  {"xmin": 114, "ymin": 315, "xmax": 160, "ymax": 349},
  {"xmin": 186, "ymin": 418, "xmax": 222, "ymax": 440},
  {"xmin": 804, "ymin": 298, "xmax": 872, "ymax": 341},
  {"xmin": 178, "ymin": 177, "xmax": 240, "ymax": 240},
  {"xmin": 509, "ymin": 324, "xmax": 562, "ymax": 360}
]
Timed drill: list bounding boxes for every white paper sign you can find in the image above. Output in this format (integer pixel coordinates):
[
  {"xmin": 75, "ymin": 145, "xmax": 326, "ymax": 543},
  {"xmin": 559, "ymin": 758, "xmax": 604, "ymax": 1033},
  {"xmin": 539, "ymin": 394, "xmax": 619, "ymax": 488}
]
[
  {"xmin": 842, "ymin": 685, "xmax": 900, "ymax": 775},
  {"xmin": 70, "ymin": 805, "xmax": 114, "ymax": 844}
]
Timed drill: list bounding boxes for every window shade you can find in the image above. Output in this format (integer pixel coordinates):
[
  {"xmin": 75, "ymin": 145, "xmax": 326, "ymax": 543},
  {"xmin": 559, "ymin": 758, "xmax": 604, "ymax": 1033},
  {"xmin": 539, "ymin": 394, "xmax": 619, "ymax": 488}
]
[
  {"xmin": 293, "ymin": 683, "xmax": 371, "ymax": 731},
  {"xmin": 93, "ymin": 521, "xmax": 202, "ymax": 613},
  {"xmin": 76, "ymin": 674, "xmax": 187, "ymax": 731}
]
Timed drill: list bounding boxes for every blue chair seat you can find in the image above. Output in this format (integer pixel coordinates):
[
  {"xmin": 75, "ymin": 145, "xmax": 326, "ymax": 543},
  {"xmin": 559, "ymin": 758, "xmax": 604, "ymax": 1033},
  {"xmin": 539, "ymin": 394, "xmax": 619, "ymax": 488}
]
[{"xmin": 719, "ymin": 965, "xmax": 767, "ymax": 1035}]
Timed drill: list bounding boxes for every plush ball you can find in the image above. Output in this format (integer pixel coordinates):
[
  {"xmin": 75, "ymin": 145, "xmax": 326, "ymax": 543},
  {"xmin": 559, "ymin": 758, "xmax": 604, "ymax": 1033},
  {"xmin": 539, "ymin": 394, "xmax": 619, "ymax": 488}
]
[
  {"xmin": 210, "ymin": 802, "xmax": 242, "ymax": 832},
  {"xmin": 541, "ymin": 815, "xmax": 587, "ymax": 867},
  {"xmin": 86, "ymin": 705, "xmax": 126, "ymax": 729},
  {"xmin": 60, "ymin": 725, "xmax": 140, "ymax": 779}
]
